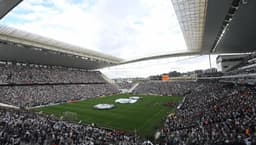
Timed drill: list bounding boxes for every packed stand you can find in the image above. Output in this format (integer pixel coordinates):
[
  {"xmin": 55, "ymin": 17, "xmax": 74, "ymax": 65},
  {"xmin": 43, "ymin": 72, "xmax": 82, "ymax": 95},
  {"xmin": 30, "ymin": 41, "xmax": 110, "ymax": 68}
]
[
  {"xmin": 116, "ymin": 82, "xmax": 136, "ymax": 90},
  {"xmin": 133, "ymin": 81, "xmax": 196, "ymax": 96},
  {"xmin": 0, "ymin": 107, "xmax": 143, "ymax": 145},
  {"xmin": 0, "ymin": 63, "xmax": 119, "ymax": 108},
  {"xmin": 0, "ymin": 63, "xmax": 105, "ymax": 84},
  {"xmin": 0, "ymin": 84, "xmax": 119, "ymax": 108},
  {"xmin": 134, "ymin": 81, "xmax": 256, "ymax": 144}
]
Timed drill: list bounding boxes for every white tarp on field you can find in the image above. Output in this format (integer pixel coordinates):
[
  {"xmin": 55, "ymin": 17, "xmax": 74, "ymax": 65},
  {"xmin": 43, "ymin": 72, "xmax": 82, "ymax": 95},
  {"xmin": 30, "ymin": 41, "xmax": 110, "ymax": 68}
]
[
  {"xmin": 93, "ymin": 104, "xmax": 114, "ymax": 110},
  {"xmin": 115, "ymin": 98, "xmax": 135, "ymax": 104},
  {"xmin": 115, "ymin": 96, "xmax": 141, "ymax": 104}
]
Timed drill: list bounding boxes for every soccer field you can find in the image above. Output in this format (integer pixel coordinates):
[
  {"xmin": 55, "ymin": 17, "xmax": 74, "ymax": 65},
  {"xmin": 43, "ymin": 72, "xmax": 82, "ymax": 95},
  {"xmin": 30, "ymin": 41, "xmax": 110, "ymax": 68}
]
[{"xmin": 33, "ymin": 94, "xmax": 182, "ymax": 137}]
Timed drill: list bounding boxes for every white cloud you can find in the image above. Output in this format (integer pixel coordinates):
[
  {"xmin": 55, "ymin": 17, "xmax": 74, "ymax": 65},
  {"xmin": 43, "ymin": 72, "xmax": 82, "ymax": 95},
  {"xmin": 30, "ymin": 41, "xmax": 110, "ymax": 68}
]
[
  {"xmin": 2, "ymin": 0, "xmax": 186, "ymax": 59},
  {"xmin": 93, "ymin": 0, "xmax": 187, "ymax": 59},
  {"xmin": 2, "ymin": 0, "xmax": 102, "ymax": 51}
]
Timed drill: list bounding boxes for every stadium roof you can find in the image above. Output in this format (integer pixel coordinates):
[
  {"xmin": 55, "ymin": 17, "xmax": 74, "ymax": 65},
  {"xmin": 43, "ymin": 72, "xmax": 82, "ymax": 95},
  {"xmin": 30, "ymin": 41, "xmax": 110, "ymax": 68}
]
[
  {"xmin": 0, "ymin": 26, "xmax": 123, "ymax": 69},
  {"xmin": 171, "ymin": 0, "xmax": 256, "ymax": 54},
  {"xmin": 120, "ymin": 51, "xmax": 199, "ymax": 64},
  {"xmin": 120, "ymin": 0, "xmax": 256, "ymax": 64},
  {"xmin": 0, "ymin": 0, "xmax": 255, "ymax": 69},
  {"xmin": 0, "ymin": 0, "xmax": 22, "ymax": 19}
]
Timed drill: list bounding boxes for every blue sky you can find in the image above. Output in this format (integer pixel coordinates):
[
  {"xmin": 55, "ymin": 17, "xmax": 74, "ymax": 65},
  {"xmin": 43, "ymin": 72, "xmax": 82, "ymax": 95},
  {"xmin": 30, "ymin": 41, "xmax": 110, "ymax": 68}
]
[{"xmin": 1, "ymin": 0, "xmax": 215, "ymax": 78}]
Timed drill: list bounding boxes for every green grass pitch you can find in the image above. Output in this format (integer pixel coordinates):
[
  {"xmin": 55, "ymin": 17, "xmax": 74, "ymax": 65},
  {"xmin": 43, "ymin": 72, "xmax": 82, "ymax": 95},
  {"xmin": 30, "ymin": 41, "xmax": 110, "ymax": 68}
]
[{"xmin": 33, "ymin": 94, "xmax": 182, "ymax": 137}]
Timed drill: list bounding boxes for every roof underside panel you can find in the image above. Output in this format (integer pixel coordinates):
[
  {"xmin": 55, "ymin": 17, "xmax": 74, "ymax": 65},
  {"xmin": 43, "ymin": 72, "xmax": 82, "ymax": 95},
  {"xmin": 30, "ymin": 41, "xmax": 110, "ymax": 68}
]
[
  {"xmin": 216, "ymin": 0, "xmax": 256, "ymax": 53},
  {"xmin": 0, "ymin": 0, "xmax": 22, "ymax": 19},
  {"xmin": 202, "ymin": 0, "xmax": 232, "ymax": 53},
  {"xmin": 0, "ymin": 26, "xmax": 122, "ymax": 64},
  {"xmin": 0, "ymin": 26, "xmax": 123, "ymax": 69},
  {"xmin": 172, "ymin": 0, "xmax": 256, "ymax": 54},
  {"xmin": 171, "ymin": 0, "xmax": 208, "ymax": 52},
  {"xmin": 0, "ymin": 41, "xmax": 113, "ymax": 69}
]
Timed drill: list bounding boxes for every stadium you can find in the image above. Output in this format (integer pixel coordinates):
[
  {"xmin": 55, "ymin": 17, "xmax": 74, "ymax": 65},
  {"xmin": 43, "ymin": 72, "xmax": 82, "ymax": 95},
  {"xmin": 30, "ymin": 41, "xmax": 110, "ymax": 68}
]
[{"xmin": 0, "ymin": 0, "xmax": 256, "ymax": 145}]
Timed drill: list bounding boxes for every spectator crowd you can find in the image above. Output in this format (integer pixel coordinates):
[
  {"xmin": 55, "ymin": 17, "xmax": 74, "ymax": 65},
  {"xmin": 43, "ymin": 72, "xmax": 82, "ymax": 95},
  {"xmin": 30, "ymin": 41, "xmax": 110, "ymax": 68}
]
[
  {"xmin": 0, "ymin": 107, "xmax": 142, "ymax": 145},
  {"xmin": 1, "ymin": 62, "xmax": 256, "ymax": 144},
  {"xmin": 0, "ymin": 64, "xmax": 119, "ymax": 108},
  {"xmin": 0, "ymin": 64, "xmax": 105, "ymax": 84},
  {"xmin": 0, "ymin": 84, "xmax": 119, "ymax": 108},
  {"xmin": 116, "ymin": 82, "xmax": 136, "ymax": 90},
  {"xmin": 133, "ymin": 81, "xmax": 196, "ymax": 96},
  {"xmin": 134, "ymin": 81, "xmax": 256, "ymax": 145}
]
